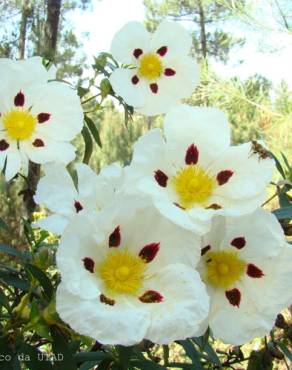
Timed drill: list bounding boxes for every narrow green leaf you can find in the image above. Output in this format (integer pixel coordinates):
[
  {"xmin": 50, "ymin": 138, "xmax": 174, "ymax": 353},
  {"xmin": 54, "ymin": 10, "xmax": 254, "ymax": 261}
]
[
  {"xmin": 0, "ymin": 288, "xmax": 11, "ymax": 312},
  {"xmin": 51, "ymin": 328, "xmax": 77, "ymax": 370},
  {"xmin": 0, "ymin": 245, "xmax": 24, "ymax": 259},
  {"xmin": 0, "ymin": 270, "xmax": 30, "ymax": 291},
  {"xmin": 281, "ymin": 152, "xmax": 290, "ymax": 171},
  {"xmin": 273, "ymin": 206, "xmax": 292, "ymax": 220},
  {"xmin": 79, "ymin": 361, "xmax": 99, "ymax": 370},
  {"xmin": 25, "ymin": 264, "xmax": 54, "ymax": 300},
  {"xmin": 130, "ymin": 360, "xmax": 166, "ymax": 370},
  {"xmin": 84, "ymin": 116, "xmax": 102, "ymax": 148},
  {"xmin": 75, "ymin": 352, "xmax": 110, "ymax": 364},
  {"xmin": 0, "ymin": 218, "xmax": 9, "ymax": 231},
  {"xmin": 17, "ymin": 343, "xmax": 53, "ymax": 370},
  {"xmin": 270, "ymin": 153, "xmax": 286, "ymax": 179},
  {"xmin": 81, "ymin": 126, "xmax": 93, "ymax": 165},
  {"xmin": 278, "ymin": 342, "xmax": 292, "ymax": 361},
  {"xmin": 178, "ymin": 340, "xmax": 204, "ymax": 369}
]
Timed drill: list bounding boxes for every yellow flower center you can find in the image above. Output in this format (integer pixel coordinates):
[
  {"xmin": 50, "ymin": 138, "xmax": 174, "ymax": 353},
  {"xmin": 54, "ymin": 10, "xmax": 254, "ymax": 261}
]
[
  {"xmin": 97, "ymin": 249, "xmax": 146, "ymax": 295},
  {"xmin": 205, "ymin": 251, "xmax": 246, "ymax": 289},
  {"xmin": 3, "ymin": 110, "xmax": 37, "ymax": 140},
  {"xmin": 138, "ymin": 53, "xmax": 163, "ymax": 80},
  {"xmin": 171, "ymin": 165, "xmax": 216, "ymax": 209}
]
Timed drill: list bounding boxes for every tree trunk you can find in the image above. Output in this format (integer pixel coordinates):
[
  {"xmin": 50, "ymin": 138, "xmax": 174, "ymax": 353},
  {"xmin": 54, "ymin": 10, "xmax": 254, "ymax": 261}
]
[
  {"xmin": 197, "ymin": 0, "xmax": 207, "ymax": 58},
  {"xmin": 19, "ymin": 0, "xmax": 30, "ymax": 59},
  {"xmin": 25, "ymin": 0, "xmax": 62, "ymax": 219}
]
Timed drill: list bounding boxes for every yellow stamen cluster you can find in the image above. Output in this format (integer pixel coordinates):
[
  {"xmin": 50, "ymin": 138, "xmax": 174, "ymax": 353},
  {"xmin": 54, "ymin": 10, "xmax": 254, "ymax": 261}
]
[
  {"xmin": 138, "ymin": 53, "xmax": 163, "ymax": 80},
  {"xmin": 205, "ymin": 251, "xmax": 246, "ymax": 289},
  {"xmin": 3, "ymin": 110, "xmax": 37, "ymax": 140},
  {"xmin": 171, "ymin": 165, "xmax": 216, "ymax": 209},
  {"xmin": 97, "ymin": 249, "xmax": 146, "ymax": 295}
]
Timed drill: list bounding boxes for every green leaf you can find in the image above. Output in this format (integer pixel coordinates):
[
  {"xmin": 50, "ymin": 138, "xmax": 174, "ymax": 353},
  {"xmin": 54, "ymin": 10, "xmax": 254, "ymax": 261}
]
[
  {"xmin": 0, "ymin": 270, "xmax": 30, "ymax": 291},
  {"xmin": 0, "ymin": 218, "xmax": 9, "ymax": 231},
  {"xmin": 81, "ymin": 126, "xmax": 93, "ymax": 165},
  {"xmin": 270, "ymin": 153, "xmax": 286, "ymax": 179},
  {"xmin": 130, "ymin": 360, "xmax": 166, "ymax": 370},
  {"xmin": 79, "ymin": 361, "xmax": 99, "ymax": 370},
  {"xmin": 0, "ymin": 288, "xmax": 11, "ymax": 312},
  {"xmin": 278, "ymin": 342, "xmax": 292, "ymax": 361},
  {"xmin": 25, "ymin": 264, "xmax": 54, "ymax": 300},
  {"xmin": 84, "ymin": 116, "xmax": 102, "ymax": 148},
  {"xmin": 51, "ymin": 328, "xmax": 78, "ymax": 370},
  {"xmin": 75, "ymin": 352, "xmax": 110, "ymax": 365},
  {"xmin": 273, "ymin": 206, "xmax": 292, "ymax": 220},
  {"xmin": 281, "ymin": 152, "xmax": 291, "ymax": 172},
  {"xmin": 0, "ymin": 245, "xmax": 24, "ymax": 259},
  {"xmin": 17, "ymin": 343, "xmax": 53, "ymax": 370},
  {"xmin": 177, "ymin": 340, "xmax": 204, "ymax": 369},
  {"xmin": 78, "ymin": 86, "xmax": 89, "ymax": 98}
]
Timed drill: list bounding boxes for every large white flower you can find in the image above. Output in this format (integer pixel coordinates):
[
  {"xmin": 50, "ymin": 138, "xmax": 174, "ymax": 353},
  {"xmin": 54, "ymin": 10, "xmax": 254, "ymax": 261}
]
[
  {"xmin": 198, "ymin": 208, "xmax": 292, "ymax": 344},
  {"xmin": 109, "ymin": 21, "xmax": 199, "ymax": 116},
  {"xmin": 34, "ymin": 162, "xmax": 123, "ymax": 235},
  {"xmin": 56, "ymin": 196, "xmax": 209, "ymax": 345},
  {"xmin": 0, "ymin": 57, "xmax": 83, "ymax": 181},
  {"xmin": 125, "ymin": 105, "xmax": 274, "ymax": 234}
]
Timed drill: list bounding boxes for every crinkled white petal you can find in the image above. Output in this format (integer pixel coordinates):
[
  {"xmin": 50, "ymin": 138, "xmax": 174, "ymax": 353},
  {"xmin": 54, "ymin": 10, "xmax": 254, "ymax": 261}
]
[
  {"xmin": 151, "ymin": 20, "xmax": 193, "ymax": 59},
  {"xmin": 28, "ymin": 81, "xmax": 83, "ymax": 141},
  {"xmin": 36, "ymin": 214, "xmax": 70, "ymax": 235},
  {"xmin": 110, "ymin": 21, "xmax": 151, "ymax": 64},
  {"xmin": 164, "ymin": 105, "xmax": 231, "ymax": 167},
  {"xmin": 75, "ymin": 163, "xmax": 99, "ymax": 210},
  {"xmin": 56, "ymin": 283, "xmax": 150, "ymax": 346},
  {"xmin": 0, "ymin": 135, "xmax": 21, "ymax": 181},
  {"xmin": 34, "ymin": 163, "xmax": 77, "ymax": 214},
  {"xmin": 20, "ymin": 134, "xmax": 76, "ymax": 165},
  {"xmin": 144, "ymin": 264, "xmax": 209, "ymax": 344},
  {"xmin": 110, "ymin": 68, "xmax": 147, "ymax": 108}
]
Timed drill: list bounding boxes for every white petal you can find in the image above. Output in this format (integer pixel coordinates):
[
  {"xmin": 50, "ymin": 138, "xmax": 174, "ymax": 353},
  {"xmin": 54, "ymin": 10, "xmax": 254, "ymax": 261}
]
[
  {"xmin": 56, "ymin": 283, "xmax": 150, "ymax": 346},
  {"xmin": 144, "ymin": 264, "xmax": 209, "ymax": 344},
  {"xmin": 28, "ymin": 82, "xmax": 83, "ymax": 141},
  {"xmin": 36, "ymin": 214, "xmax": 70, "ymax": 235},
  {"xmin": 21, "ymin": 134, "xmax": 76, "ymax": 165},
  {"xmin": 151, "ymin": 20, "xmax": 193, "ymax": 58},
  {"xmin": 34, "ymin": 163, "xmax": 77, "ymax": 214},
  {"xmin": 109, "ymin": 68, "xmax": 147, "ymax": 108},
  {"xmin": 164, "ymin": 105, "xmax": 231, "ymax": 167},
  {"xmin": 110, "ymin": 21, "xmax": 150, "ymax": 64},
  {"xmin": 75, "ymin": 163, "xmax": 99, "ymax": 210}
]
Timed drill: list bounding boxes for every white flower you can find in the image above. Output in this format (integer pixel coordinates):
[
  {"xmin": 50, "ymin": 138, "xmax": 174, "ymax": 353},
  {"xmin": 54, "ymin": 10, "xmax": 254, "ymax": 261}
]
[
  {"xmin": 34, "ymin": 162, "xmax": 123, "ymax": 235},
  {"xmin": 125, "ymin": 105, "xmax": 274, "ymax": 234},
  {"xmin": 198, "ymin": 208, "xmax": 292, "ymax": 344},
  {"xmin": 56, "ymin": 196, "xmax": 209, "ymax": 345},
  {"xmin": 0, "ymin": 57, "xmax": 83, "ymax": 181},
  {"xmin": 109, "ymin": 21, "xmax": 199, "ymax": 116}
]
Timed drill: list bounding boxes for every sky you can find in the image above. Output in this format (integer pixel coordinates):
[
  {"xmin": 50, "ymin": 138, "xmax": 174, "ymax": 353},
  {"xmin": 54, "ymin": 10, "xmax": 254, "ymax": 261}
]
[{"xmin": 70, "ymin": 0, "xmax": 292, "ymax": 88}]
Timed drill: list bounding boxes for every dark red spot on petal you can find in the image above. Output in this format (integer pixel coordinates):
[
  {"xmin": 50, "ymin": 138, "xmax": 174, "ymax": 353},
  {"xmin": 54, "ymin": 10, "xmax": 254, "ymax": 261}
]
[
  {"xmin": 139, "ymin": 290, "xmax": 164, "ymax": 303},
  {"xmin": 139, "ymin": 242, "xmax": 160, "ymax": 263},
  {"xmin": 185, "ymin": 143, "xmax": 199, "ymax": 165},
  {"xmin": 109, "ymin": 226, "xmax": 121, "ymax": 247},
  {"xmin": 150, "ymin": 83, "xmax": 158, "ymax": 94},
  {"xmin": 154, "ymin": 169, "xmax": 168, "ymax": 187},
  {"xmin": 231, "ymin": 237, "xmax": 246, "ymax": 250},
  {"xmin": 217, "ymin": 170, "xmax": 233, "ymax": 185},
  {"xmin": 100, "ymin": 294, "xmax": 115, "ymax": 306},
  {"xmin": 201, "ymin": 245, "xmax": 211, "ymax": 256},
  {"xmin": 37, "ymin": 113, "xmax": 51, "ymax": 123},
  {"xmin": 225, "ymin": 288, "xmax": 241, "ymax": 307},
  {"xmin": 0, "ymin": 139, "xmax": 9, "ymax": 151},
  {"xmin": 205, "ymin": 203, "xmax": 222, "ymax": 210},
  {"xmin": 131, "ymin": 75, "xmax": 139, "ymax": 85},
  {"xmin": 14, "ymin": 91, "xmax": 25, "ymax": 107},
  {"xmin": 74, "ymin": 200, "xmax": 83, "ymax": 213},
  {"xmin": 133, "ymin": 48, "xmax": 143, "ymax": 59},
  {"xmin": 83, "ymin": 257, "xmax": 95, "ymax": 273},
  {"xmin": 247, "ymin": 264, "xmax": 264, "ymax": 278},
  {"xmin": 156, "ymin": 46, "xmax": 167, "ymax": 57},
  {"xmin": 32, "ymin": 139, "xmax": 44, "ymax": 147},
  {"xmin": 164, "ymin": 68, "xmax": 176, "ymax": 76}
]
